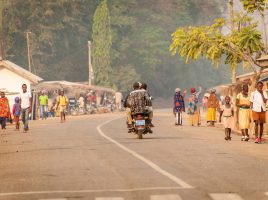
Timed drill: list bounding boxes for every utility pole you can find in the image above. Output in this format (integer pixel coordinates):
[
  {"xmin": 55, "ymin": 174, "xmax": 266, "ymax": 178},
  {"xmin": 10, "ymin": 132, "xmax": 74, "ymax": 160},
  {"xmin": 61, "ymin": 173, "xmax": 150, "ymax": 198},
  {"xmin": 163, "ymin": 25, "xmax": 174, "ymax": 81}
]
[
  {"xmin": 261, "ymin": 1, "xmax": 268, "ymax": 50},
  {"xmin": 229, "ymin": 0, "xmax": 234, "ymax": 32},
  {"xmin": 26, "ymin": 31, "xmax": 32, "ymax": 72},
  {"xmin": 0, "ymin": 0, "xmax": 6, "ymax": 60},
  {"xmin": 229, "ymin": 0, "xmax": 236, "ymax": 84},
  {"xmin": 88, "ymin": 41, "xmax": 93, "ymax": 86}
]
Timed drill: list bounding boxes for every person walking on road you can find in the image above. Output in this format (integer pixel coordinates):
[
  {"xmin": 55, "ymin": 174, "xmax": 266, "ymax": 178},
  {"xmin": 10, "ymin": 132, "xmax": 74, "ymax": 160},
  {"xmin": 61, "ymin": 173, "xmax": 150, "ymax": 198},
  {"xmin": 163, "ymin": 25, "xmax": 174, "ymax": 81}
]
[
  {"xmin": 250, "ymin": 81, "xmax": 268, "ymax": 144},
  {"xmin": 236, "ymin": 85, "xmax": 251, "ymax": 141},
  {"xmin": 115, "ymin": 92, "xmax": 123, "ymax": 111},
  {"xmin": 12, "ymin": 97, "xmax": 21, "ymax": 131},
  {"xmin": 19, "ymin": 84, "xmax": 32, "ymax": 133},
  {"xmin": 56, "ymin": 90, "xmax": 68, "ymax": 123},
  {"xmin": 187, "ymin": 96, "xmax": 197, "ymax": 126},
  {"xmin": 207, "ymin": 89, "xmax": 219, "ymax": 127},
  {"xmin": 190, "ymin": 86, "xmax": 202, "ymax": 126},
  {"xmin": 173, "ymin": 88, "xmax": 185, "ymax": 126},
  {"xmin": 39, "ymin": 90, "xmax": 48, "ymax": 120},
  {"xmin": 0, "ymin": 91, "xmax": 10, "ymax": 130},
  {"xmin": 219, "ymin": 96, "xmax": 234, "ymax": 140},
  {"xmin": 202, "ymin": 93, "xmax": 209, "ymax": 112}
]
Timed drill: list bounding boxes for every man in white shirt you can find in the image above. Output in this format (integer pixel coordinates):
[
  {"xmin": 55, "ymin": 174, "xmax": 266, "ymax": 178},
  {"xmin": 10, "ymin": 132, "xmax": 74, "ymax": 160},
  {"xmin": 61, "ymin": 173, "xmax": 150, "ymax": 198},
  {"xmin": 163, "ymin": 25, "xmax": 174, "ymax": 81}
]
[
  {"xmin": 19, "ymin": 84, "xmax": 32, "ymax": 132},
  {"xmin": 250, "ymin": 81, "xmax": 268, "ymax": 144}
]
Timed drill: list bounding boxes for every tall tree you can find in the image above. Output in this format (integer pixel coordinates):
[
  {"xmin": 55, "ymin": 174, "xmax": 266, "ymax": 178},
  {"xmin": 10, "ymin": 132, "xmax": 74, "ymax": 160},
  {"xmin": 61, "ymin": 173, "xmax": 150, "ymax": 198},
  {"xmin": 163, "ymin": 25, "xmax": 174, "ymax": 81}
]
[
  {"xmin": 229, "ymin": 0, "xmax": 236, "ymax": 84},
  {"xmin": 3, "ymin": 0, "xmax": 229, "ymax": 97},
  {"xmin": 240, "ymin": 0, "xmax": 268, "ymax": 49},
  {"xmin": 92, "ymin": 0, "xmax": 113, "ymax": 87},
  {"xmin": 170, "ymin": 17, "xmax": 264, "ymax": 86},
  {"xmin": 0, "ymin": 0, "xmax": 7, "ymax": 59}
]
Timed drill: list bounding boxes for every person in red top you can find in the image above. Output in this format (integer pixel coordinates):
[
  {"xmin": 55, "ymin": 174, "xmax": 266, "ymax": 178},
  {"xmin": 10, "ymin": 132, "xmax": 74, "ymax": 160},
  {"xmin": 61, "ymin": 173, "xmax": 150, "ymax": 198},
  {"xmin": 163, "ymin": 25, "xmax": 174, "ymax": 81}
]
[{"xmin": 0, "ymin": 91, "xmax": 10, "ymax": 129}]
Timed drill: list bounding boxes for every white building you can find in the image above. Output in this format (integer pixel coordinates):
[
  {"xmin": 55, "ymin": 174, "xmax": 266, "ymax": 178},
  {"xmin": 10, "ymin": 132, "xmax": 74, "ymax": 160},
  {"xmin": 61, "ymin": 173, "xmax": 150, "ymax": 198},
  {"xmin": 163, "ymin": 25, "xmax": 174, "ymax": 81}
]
[{"xmin": 0, "ymin": 60, "xmax": 43, "ymax": 107}]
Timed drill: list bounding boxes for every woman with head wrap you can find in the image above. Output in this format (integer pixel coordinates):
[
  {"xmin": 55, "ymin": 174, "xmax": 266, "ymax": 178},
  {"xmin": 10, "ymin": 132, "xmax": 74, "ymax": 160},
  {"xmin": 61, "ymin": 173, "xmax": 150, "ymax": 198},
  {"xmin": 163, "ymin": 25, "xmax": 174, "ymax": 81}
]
[
  {"xmin": 189, "ymin": 85, "xmax": 202, "ymax": 126},
  {"xmin": 188, "ymin": 96, "xmax": 197, "ymax": 126},
  {"xmin": 207, "ymin": 89, "xmax": 219, "ymax": 127}
]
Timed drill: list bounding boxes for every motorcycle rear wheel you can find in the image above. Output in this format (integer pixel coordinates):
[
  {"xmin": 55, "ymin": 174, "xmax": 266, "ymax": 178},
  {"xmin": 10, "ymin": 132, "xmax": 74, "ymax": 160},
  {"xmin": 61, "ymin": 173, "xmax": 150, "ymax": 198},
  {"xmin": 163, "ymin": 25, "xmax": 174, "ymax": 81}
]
[{"xmin": 137, "ymin": 130, "xmax": 143, "ymax": 139}]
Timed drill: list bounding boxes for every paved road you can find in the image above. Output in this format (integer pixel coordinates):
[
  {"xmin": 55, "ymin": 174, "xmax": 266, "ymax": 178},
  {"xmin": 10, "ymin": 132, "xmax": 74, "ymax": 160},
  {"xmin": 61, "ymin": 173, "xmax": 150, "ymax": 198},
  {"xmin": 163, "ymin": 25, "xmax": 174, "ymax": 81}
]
[{"xmin": 0, "ymin": 110, "xmax": 268, "ymax": 200}]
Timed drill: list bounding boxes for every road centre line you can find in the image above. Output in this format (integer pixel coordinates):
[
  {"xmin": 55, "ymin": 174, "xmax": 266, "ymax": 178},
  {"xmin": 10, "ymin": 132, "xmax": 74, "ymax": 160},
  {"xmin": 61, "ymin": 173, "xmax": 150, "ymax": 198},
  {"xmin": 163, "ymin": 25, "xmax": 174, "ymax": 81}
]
[
  {"xmin": 0, "ymin": 187, "xmax": 183, "ymax": 197},
  {"xmin": 95, "ymin": 198, "xmax": 124, "ymax": 200},
  {"xmin": 39, "ymin": 199, "xmax": 67, "ymax": 200},
  {"xmin": 150, "ymin": 194, "xmax": 182, "ymax": 200},
  {"xmin": 96, "ymin": 118, "xmax": 193, "ymax": 189}
]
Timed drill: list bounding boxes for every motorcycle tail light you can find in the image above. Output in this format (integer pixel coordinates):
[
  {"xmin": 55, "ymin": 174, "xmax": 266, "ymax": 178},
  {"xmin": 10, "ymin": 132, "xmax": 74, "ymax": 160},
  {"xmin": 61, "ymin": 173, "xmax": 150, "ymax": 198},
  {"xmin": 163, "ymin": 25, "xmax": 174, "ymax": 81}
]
[{"xmin": 137, "ymin": 115, "xmax": 142, "ymax": 119}]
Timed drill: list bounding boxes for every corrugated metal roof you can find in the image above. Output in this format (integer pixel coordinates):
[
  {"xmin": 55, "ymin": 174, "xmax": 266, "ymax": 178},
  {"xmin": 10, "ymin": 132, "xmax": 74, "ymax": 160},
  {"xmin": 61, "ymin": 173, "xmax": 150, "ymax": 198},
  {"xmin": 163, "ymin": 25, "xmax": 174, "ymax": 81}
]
[
  {"xmin": 256, "ymin": 55, "xmax": 268, "ymax": 61},
  {"xmin": 260, "ymin": 75, "xmax": 268, "ymax": 82},
  {"xmin": 35, "ymin": 81, "xmax": 116, "ymax": 94},
  {"xmin": 236, "ymin": 68, "xmax": 268, "ymax": 79},
  {"xmin": 0, "ymin": 60, "xmax": 43, "ymax": 83}
]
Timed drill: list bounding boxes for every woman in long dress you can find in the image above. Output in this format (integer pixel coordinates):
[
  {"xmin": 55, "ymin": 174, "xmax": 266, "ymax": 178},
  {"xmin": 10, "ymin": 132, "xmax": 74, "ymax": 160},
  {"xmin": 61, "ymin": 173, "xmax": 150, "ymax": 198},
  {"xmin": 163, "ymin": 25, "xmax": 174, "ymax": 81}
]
[
  {"xmin": 207, "ymin": 89, "xmax": 219, "ymax": 127},
  {"xmin": 236, "ymin": 85, "xmax": 251, "ymax": 141}
]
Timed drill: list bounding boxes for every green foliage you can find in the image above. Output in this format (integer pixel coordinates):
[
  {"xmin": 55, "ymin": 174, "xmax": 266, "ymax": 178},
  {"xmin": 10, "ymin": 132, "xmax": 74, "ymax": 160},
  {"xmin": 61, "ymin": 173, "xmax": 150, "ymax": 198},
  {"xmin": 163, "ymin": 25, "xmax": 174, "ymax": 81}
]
[
  {"xmin": 170, "ymin": 17, "xmax": 263, "ymax": 74},
  {"xmin": 92, "ymin": 0, "xmax": 113, "ymax": 87},
  {"xmin": 240, "ymin": 0, "xmax": 265, "ymax": 13},
  {"xmin": 3, "ymin": 0, "xmax": 229, "ymax": 97}
]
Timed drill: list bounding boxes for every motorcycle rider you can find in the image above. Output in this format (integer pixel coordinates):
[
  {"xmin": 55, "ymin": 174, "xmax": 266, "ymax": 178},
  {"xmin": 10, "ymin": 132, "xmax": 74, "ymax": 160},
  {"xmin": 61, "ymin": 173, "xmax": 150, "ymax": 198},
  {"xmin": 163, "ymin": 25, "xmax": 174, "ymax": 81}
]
[{"xmin": 140, "ymin": 83, "xmax": 154, "ymax": 127}]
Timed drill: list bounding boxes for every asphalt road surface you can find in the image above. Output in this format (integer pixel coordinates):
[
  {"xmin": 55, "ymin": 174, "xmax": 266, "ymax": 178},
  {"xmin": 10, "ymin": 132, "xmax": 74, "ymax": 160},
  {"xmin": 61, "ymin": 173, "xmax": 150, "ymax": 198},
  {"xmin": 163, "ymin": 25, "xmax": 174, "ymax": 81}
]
[{"xmin": 0, "ymin": 109, "xmax": 268, "ymax": 200}]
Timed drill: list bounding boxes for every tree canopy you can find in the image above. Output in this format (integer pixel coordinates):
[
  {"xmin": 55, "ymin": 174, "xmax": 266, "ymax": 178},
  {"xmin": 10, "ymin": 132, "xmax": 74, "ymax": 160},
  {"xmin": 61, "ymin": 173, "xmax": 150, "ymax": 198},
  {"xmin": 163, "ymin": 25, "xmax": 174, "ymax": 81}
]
[
  {"xmin": 170, "ymin": 2, "xmax": 267, "ymax": 85},
  {"xmin": 3, "ymin": 0, "xmax": 229, "ymax": 96}
]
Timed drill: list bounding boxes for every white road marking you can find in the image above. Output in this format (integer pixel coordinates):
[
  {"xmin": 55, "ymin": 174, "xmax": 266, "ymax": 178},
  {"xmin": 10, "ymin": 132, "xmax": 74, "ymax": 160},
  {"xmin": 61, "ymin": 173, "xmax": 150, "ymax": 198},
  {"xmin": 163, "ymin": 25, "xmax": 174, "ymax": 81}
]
[
  {"xmin": 39, "ymin": 199, "xmax": 67, "ymax": 200},
  {"xmin": 95, "ymin": 198, "xmax": 124, "ymax": 200},
  {"xmin": 209, "ymin": 193, "xmax": 244, "ymax": 200},
  {"xmin": 97, "ymin": 118, "xmax": 193, "ymax": 189},
  {"xmin": 150, "ymin": 194, "xmax": 182, "ymax": 200},
  {"xmin": 0, "ymin": 187, "xmax": 183, "ymax": 197}
]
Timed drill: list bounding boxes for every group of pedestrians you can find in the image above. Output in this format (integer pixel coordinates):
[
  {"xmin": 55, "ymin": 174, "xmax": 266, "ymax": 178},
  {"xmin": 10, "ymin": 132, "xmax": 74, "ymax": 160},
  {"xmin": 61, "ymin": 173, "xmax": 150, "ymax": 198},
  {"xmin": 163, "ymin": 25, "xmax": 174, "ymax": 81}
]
[
  {"xmin": 219, "ymin": 81, "xmax": 267, "ymax": 143},
  {"xmin": 0, "ymin": 83, "xmax": 70, "ymax": 133},
  {"xmin": 0, "ymin": 84, "xmax": 32, "ymax": 132},
  {"xmin": 173, "ymin": 85, "xmax": 202, "ymax": 126},
  {"xmin": 237, "ymin": 82, "xmax": 267, "ymax": 144},
  {"xmin": 174, "ymin": 81, "xmax": 268, "ymax": 144}
]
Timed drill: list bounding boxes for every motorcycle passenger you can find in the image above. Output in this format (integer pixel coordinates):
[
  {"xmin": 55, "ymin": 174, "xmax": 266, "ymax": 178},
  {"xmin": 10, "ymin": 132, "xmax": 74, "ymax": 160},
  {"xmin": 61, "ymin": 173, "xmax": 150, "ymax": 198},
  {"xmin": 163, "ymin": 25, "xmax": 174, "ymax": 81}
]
[
  {"xmin": 140, "ymin": 83, "xmax": 154, "ymax": 127},
  {"xmin": 124, "ymin": 92, "xmax": 133, "ymax": 130}
]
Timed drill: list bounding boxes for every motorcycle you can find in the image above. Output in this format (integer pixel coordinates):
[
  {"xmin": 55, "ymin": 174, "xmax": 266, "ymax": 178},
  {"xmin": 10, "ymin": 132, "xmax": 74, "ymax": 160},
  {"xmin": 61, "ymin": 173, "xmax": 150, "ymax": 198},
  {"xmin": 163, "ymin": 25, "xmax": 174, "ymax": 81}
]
[
  {"xmin": 68, "ymin": 97, "xmax": 79, "ymax": 116},
  {"xmin": 86, "ymin": 102, "xmax": 97, "ymax": 114},
  {"xmin": 131, "ymin": 113, "xmax": 152, "ymax": 139}
]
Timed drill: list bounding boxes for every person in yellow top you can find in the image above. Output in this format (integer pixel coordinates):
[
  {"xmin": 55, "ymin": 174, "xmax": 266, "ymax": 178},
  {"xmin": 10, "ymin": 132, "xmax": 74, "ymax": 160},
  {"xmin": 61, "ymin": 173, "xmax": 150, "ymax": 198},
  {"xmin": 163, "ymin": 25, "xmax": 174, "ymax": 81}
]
[
  {"xmin": 207, "ymin": 89, "xmax": 219, "ymax": 127},
  {"xmin": 56, "ymin": 90, "xmax": 68, "ymax": 123},
  {"xmin": 236, "ymin": 85, "xmax": 251, "ymax": 141}
]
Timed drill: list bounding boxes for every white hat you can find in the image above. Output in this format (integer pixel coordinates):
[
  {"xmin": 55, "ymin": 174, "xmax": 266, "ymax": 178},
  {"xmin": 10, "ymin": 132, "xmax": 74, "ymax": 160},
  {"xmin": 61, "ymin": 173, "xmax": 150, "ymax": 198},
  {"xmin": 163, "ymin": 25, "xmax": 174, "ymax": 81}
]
[
  {"xmin": 204, "ymin": 93, "xmax": 210, "ymax": 98},
  {"xmin": 175, "ymin": 88, "xmax": 181, "ymax": 92}
]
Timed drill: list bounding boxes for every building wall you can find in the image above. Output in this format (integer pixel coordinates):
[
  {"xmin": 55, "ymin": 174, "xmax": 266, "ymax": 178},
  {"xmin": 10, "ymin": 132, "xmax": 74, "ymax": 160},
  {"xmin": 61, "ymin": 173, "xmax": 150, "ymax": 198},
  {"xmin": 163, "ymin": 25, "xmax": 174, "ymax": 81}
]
[{"xmin": 0, "ymin": 67, "xmax": 32, "ymax": 107}]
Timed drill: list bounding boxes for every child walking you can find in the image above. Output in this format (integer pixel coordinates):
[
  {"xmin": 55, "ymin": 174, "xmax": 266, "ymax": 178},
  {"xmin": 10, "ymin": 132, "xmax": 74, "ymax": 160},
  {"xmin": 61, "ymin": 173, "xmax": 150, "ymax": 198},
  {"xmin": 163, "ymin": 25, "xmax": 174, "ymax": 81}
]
[
  {"xmin": 219, "ymin": 96, "xmax": 234, "ymax": 140},
  {"xmin": 12, "ymin": 97, "xmax": 20, "ymax": 130}
]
